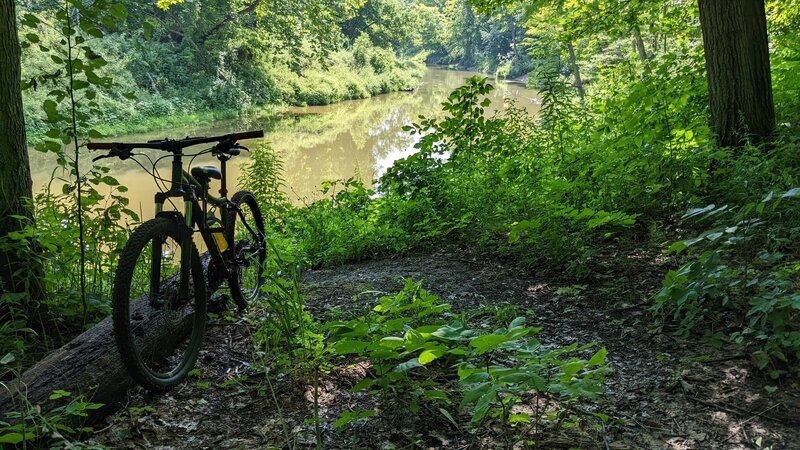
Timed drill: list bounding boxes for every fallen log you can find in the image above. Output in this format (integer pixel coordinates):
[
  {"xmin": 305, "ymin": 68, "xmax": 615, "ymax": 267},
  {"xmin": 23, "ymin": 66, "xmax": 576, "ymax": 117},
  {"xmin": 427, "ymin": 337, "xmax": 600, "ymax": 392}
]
[{"xmin": 0, "ymin": 256, "xmax": 226, "ymax": 422}]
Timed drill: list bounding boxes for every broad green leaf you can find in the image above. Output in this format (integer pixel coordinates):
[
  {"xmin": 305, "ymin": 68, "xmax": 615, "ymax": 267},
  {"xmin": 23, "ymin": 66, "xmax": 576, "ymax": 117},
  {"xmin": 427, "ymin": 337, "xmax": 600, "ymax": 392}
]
[
  {"xmin": 460, "ymin": 381, "xmax": 490, "ymax": 407},
  {"xmin": 508, "ymin": 413, "xmax": 531, "ymax": 424},
  {"xmin": 0, "ymin": 433, "xmax": 25, "ymax": 444},
  {"xmin": 332, "ymin": 339, "xmax": 368, "ymax": 355},
  {"xmin": 588, "ymin": 347, "xmax": 607, "ymax": 366},
  {"xmin": 469, "ymin": 334, "xmax": 508, "ymax": 354},
  {"xmin": 561, "ymin": 360, "xmax": 586, "ymax": 377},
  {"xmin": 418, "ymin": 349, "xmax": 441, "ymax": 365},
  {"xmin": 378, "ymin": 336, "xmax": 405, "ymax": 349},
  {"xmin": 351, "ymin": 379, "xmax": 374, "ymax": 392},
  {"xmin": 109, "ymin": 4, "xmax": 128, "ymax": 20},
  {"xmin": 72, "ymin": 80, "xmax": 90, "ymax": 90},
  {"xmin": 471, "ymin": 387, "xmax": 497, "ymax": 423},
  {"xmin": 394, "ymin": 358, "xmax": 422, "ymax": 372}
]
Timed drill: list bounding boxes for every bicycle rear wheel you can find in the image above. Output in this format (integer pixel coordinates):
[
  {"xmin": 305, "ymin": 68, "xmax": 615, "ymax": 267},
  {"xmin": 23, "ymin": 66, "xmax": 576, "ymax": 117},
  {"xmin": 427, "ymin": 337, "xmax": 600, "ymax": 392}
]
[
  {"xmin": 112, "ymin": 217, "xmax": 207, "ymax": 392},
  {"xmin": 228, "ymin": 190, "xmax": 266, "ymax": 309}
]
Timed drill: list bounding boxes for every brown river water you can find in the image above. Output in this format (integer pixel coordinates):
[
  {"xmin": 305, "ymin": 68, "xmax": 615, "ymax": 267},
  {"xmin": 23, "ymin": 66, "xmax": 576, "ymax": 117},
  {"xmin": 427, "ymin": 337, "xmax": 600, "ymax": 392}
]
[{"xmin": 30, "ymin": 69, "xmax": 539, "ymax": 221}]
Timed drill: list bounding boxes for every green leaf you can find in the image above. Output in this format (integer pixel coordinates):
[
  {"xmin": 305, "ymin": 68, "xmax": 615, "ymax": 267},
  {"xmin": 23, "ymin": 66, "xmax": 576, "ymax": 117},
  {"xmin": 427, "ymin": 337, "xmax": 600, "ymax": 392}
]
[
  {"xmin": 418, "ymin": 349, "xmax": 441, "ymax": 365},
  {"xmin": 423, "ymin": 390, "xmax": 448, "ymax": 401},
  {"xmin": 85, "ymin": 27, "xmax": 104, "ymax": 38},
  {"xmin": 143, "ymin": 20, "xmax": 154, "ymax": 40},
  {"xmin": 351, "ymin": 379, "xmax": 374, "ymax": 392},
  {"xmin": 378, "ymin": 336, "xmax": 405, "ymax": 349},
  {"xmin": 561, "ymin": 360, "xmax": 586, "ymax": 377},
  {"xmin": 43, "ymin": 99, "xmax": 58, "ymax": 114},
  {"xmin": 25, "ymin": 33, "xmax": 39, "ymax": 43},
  {"xmin": 72, "ymin": 79, "xmax": 90, "ymax": 90},
  {"xmin": 332, "ymin": 410, "xmax": 375, "ymax": 428},
  {"xmin": 332, "ymin": 339, "xmax": 368, "ymax": 355},
  {"xmin": 394, "ymin": 358, "xmax": 422, "ymax": 372},
  {"xmin": 469, "ymin": 334, "xmax": 508, "ymax": 354},
  {"xmin": 110, "ymin": 4, "xmax": 128, "ymax": 19},
  {"xmin": 0, "ymin": 433, "xmax": 25, "ymax": 444},
  {"xmin": 460, "ymin": 381, "xmax": 490, "ymax": 406},
  {"xmin": 588, "ymin": 347, "xmax": 607, "ymax": 366},
  {"xmin": 508, "ymin": 413, "xmax": 532, "ymax": 424},
  {"xmin": 439, "ymin": 408, "xmax": 458, "ymax": 427},
  {"xmin": 0, "ymin": 353, "xmax": 15, "ymax": 365},
  {"xmin": 49, "ymin": 389, "xmax": 72, "ymax": 400},
  {"xmin": 471, "ymin": 387, "xmax": 497, "ymax": 423}
]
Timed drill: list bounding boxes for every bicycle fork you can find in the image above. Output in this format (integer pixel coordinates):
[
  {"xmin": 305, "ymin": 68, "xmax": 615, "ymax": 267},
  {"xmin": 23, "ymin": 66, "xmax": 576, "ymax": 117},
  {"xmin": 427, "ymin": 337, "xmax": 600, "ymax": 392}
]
[{"xmin": 148, "ymin": 200, "xmax": 194, "ymax": 308}]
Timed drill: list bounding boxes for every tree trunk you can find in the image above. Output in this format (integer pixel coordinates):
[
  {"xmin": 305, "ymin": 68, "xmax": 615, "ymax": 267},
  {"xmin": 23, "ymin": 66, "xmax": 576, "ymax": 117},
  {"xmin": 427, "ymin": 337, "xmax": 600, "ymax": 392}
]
[
  {"xmin": 633, "ymin": 25, "xmax": 648, "ymax": 62},
  {"xmin": 0, "ymin": 1, "xmax": 43, "ymax": 304},
  {"xmin": 556, "ymin": 3, "xmax": 584, "ymax": 103},
  {"xmin": 698, "ymin": 0, "xmax": 775, "ymax": 148},
  {"xmin": 566, "ymin": 41, "xmax": 585, "ymax": 103}
]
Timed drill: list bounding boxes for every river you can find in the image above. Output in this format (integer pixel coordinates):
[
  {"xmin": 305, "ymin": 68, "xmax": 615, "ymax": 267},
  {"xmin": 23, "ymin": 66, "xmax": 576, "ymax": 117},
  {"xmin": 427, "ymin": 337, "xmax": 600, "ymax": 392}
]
[{"xmin": 30, "ymin": 69, "xmax": 539, "ymax": 219}]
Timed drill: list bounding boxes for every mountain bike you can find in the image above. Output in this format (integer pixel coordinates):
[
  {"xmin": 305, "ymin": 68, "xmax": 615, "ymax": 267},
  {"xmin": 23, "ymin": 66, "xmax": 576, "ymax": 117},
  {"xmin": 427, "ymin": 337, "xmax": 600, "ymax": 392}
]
[{"xmin": 88, "ymin": 131, "xmax": 266, "ymax": 392}]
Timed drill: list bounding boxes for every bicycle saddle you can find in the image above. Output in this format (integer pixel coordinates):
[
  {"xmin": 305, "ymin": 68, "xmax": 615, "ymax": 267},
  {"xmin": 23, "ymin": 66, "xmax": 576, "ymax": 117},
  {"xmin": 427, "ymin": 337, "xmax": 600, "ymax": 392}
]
[{"xmin": 191, "ymin": 166, "xmax": 222, "ymax": 182}]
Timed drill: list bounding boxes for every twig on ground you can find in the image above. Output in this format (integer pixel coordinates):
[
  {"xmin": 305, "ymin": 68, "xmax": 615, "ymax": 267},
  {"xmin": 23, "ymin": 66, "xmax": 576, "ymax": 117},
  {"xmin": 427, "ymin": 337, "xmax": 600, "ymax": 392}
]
[
  {"xmin": 720, "ymin": 403, "xmax": 782, "ymax": 444},
  {"xmin": 688, "ymin": 396, "xmax": 786, "ymax": 424}
]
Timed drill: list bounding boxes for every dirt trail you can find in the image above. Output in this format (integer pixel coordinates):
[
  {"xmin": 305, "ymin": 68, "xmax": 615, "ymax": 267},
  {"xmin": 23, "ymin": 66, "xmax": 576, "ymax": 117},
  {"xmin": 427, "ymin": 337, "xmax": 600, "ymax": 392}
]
[{"xmin": 92, "ymin": 250, "xmax": 800, "ymax": 449}]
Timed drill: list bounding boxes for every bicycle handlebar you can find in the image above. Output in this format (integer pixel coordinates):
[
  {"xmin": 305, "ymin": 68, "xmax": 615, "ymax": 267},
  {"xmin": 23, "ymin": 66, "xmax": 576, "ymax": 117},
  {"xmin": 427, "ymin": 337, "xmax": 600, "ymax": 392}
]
[
  {"xmin": 87, "ymin": 130, "xmax": 264, "ymax": 152},
  {"xmin": 87, "ymin": 142, "xmax": 114, "ymax": 150}
]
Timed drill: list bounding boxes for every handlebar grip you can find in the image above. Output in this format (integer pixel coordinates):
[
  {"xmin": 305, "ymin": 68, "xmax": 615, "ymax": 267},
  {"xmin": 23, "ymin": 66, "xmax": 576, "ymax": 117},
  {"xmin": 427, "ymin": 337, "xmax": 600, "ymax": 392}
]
[
  {"xmin": 230, "ymin": 130, "xmax": 264, "ymax": 141},
  {"xmin": 87, "ymin": 142, "xmax": 114, "ymax": 150}
]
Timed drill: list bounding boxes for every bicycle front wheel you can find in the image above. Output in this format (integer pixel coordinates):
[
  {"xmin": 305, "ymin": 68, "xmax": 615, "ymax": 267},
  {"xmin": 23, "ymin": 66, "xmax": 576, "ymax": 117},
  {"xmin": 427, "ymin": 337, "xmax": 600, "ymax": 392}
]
[
  {"xmin": 228, "ymin": 190, "xmax": 266, "ymax": 309},
  {"xmin": 112, "ymin": 217, "xmax": 207, "ymax": 392}
]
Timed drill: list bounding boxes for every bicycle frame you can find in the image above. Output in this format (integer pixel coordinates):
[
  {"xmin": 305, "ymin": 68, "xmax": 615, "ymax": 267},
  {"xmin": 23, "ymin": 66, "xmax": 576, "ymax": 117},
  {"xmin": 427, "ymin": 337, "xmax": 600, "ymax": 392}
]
[{"xmin": 151, "ymin": 150, "xmax": 236, "ymax": 304}]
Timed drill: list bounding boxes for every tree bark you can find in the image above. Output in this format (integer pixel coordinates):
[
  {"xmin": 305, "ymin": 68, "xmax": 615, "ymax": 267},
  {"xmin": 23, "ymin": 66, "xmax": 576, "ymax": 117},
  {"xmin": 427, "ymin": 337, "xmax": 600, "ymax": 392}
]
[
  {"xmin": 0, "ymin": 1, "xmax": 43, "ymax": 304},
  {"xmin": 633, "ymin": 25, "xmax": 648, "ymax": 62},
  {"xmin": 556, "ymin": 3, "xmax": 584, "ymax": 103},
  {"xmin": 566, "ymin": 41, "xmax": 585, "ymax": 103},
  {"xmin": 698, "ymin": 0, "xmax": 775, "ymax": 148}
]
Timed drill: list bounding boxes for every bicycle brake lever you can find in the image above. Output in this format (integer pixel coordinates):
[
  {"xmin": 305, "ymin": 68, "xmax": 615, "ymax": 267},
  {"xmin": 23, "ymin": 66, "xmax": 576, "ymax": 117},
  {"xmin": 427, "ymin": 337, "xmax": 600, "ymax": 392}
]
[{"xmin": 92, "ymin": 148, "xmax": 132, "ymax": 163}]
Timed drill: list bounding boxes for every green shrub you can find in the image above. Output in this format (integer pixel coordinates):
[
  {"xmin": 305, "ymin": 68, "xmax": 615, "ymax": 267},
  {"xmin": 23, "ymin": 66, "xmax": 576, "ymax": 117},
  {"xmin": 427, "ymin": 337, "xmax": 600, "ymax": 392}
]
[{"xmin": 654, "ymin": 187, "xmax": 800, "ymax": 372}]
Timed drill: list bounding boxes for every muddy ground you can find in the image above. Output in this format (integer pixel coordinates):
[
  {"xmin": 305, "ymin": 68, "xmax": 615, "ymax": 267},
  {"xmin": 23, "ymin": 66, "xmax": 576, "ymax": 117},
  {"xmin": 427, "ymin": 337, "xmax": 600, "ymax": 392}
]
[{"xmin": 91, "ymin": 249, "xmax": 800, "ymax": 449}]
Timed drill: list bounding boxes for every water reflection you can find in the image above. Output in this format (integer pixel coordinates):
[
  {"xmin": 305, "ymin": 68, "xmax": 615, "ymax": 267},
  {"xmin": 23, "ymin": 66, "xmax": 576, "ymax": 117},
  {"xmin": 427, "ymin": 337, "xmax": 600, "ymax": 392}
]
[{"xmin": 30, "ymin": 69, "xmax": 539, "ymax": 219}]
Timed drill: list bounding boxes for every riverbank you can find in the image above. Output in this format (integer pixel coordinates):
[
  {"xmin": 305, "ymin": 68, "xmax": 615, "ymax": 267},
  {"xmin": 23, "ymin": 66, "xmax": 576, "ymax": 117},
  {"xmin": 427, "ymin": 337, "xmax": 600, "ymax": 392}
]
[{"xmin": 24, "ymin": 52, "xmax": 426, "ymax": 146}]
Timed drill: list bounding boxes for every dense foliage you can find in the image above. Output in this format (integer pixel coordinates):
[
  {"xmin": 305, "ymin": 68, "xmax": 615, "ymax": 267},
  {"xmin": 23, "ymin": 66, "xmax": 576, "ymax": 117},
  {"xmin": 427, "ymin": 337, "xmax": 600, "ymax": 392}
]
[{"xmin": 3, "ymin": 0, "xmax": 800, "ymax": 445}]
